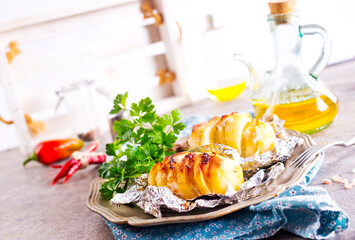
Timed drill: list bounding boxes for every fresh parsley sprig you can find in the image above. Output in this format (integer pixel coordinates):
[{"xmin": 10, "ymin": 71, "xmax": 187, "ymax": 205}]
[{"xmin": 99, "ymin": 92, "xmax": 185, "ymax": 200}]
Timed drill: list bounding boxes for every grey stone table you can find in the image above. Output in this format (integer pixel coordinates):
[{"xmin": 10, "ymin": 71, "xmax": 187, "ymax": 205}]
[{"xmin": 1, "ymin": 60, "xmax": 355, "ymax": 239}]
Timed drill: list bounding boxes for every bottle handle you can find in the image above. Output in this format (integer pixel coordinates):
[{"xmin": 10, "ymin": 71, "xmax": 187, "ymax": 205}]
[
  {"xmin": 232, "ymin": 54, "xmax": 261, "ymax": 91},
  {"xmin": 299, "ymin": 24, "xmax": 332, "ymax": 78}
]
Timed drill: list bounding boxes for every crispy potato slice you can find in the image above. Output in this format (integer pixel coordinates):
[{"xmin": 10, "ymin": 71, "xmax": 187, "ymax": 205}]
[
  {"xmin": 200, "ymin": 116, "xmax": 221, "ymax": 146},
  {"xmin": 148, "ymin": 162, "xmax": 160, "ymax": 186},
  {"xmin": 224, "ymin": 112, "xmax": 252, "ymax": 154},
  {"xmin": 257, "ymin": 122, "xmax": 276, "ymax": 153},
  {"xmin": 208, "ymin": 155, "xmax": 244, "ymax": 193},
  {"xmin": 242, "ymin": 119, "xmax": 276, "ymax": 157},
  {"xmin": 166, "ymin": 153, "xmax": 185, "ymax": 196},
  {"xmin": 188, "ymin": 122, "xmax": 208, "ymax": 149},
  {"xmin": 193, "ymin": 153, "xmax": 213, "ymax": 195},
  {"xmin": 176, "ymin": 153, "xmax": 199, "ymax": 199},
  {"xmin": 155, "ymin": 158, "xmax": 168, "ymax": 187},
  {"xmin": 215, "ymin": 115, "xmax": 228, "ymax": 145}
]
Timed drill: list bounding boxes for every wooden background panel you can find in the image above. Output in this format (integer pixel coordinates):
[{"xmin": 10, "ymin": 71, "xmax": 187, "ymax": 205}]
[
  {"xmin": 1, "ymin": 0, "xmax": 173, "ymax": 115},
  {"xmin": 12, "ymin": 43, "xmax": 169, "ymax": 115},
  {"xmin": 9, "ymin": 27, "xmax": 161, "ymax": 84},
  {"xmin": 4, "ymin": 2, "xmax": 157, "ymax": 82},
  {"xmin": 0, "ymin": 0, "xmax": 141, "ymax": 34},
  {"xmin": 0, "ymin": 0, "xmax": 185, "ymax": 153}
]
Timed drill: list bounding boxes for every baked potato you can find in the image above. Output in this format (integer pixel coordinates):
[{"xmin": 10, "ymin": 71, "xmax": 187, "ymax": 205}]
[{"xmin": 148, "ymin": 152, "xmax": 244, "ymax": 200}]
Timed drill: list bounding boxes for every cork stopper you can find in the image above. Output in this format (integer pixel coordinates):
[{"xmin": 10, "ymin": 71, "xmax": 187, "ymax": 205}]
[{"xmin": 268, "ymin": 0, "xmax": 297, "ymax": 15}]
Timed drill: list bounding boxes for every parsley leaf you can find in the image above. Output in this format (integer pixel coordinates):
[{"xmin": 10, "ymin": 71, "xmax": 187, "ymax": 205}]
[
  {"xmin": 99, "ymin": 92, "xmax": 186, "ymax": 200},
  {"xmin": 110, "ymin": 92, "xmax": 128, "ymax": 114},
  {"xmin": 105, "ymin": 143, "xmax": 117, "ymax": 157},
  {"xmin": 171, "ymin": 108, "xmax": 182, "ymax": 123}
]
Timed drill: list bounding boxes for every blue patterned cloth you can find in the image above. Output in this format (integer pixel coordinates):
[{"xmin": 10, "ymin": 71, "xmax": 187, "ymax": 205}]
[{"xmin": 105, "ymin": 115, "xmax": 349, "ymax": 239}]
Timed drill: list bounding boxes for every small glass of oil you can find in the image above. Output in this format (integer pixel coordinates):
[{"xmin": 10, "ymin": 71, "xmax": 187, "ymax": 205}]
[
  {"xmin": 207, "ymin": 79, "xmax": 246, "ymax": 102},
  {"xmin": 201, "ymin": 14, "xmax": 247, "ymax": 102}
]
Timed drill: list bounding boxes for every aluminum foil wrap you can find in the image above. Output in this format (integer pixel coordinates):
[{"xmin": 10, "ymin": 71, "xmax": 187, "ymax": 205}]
[
  {"xmin": 111, "ymin": 163, "xmax": 285, "ymax": 218},
  {"xmin": 110, "ymin": 115, "xmax": 303, "ymax": 218}
]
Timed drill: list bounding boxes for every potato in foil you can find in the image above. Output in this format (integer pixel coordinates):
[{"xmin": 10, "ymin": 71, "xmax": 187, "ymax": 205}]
[
  {"xmin": 148, "ymin": 152, "xmax": 244, "ymax": 200},
  {"xmin": 188, "ymin": 112, "xmax": 276, "ymax": 158}
]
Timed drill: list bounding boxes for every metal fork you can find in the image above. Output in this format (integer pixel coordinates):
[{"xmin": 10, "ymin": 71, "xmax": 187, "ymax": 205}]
[{"xmin": 290, "ymin": 137, "xmax": 355, "ymax": 168}]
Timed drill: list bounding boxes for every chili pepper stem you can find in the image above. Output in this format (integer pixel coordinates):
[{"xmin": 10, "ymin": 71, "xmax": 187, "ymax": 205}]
[{"xmin": 23, "ymin": 152, "xmax": 38, "ymax": 166}]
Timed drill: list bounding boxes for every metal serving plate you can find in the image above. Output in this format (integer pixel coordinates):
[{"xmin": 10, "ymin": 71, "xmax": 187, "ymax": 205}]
[{"xmin": 87, "ymin": 130, "xmax": 322, "ymax": 227}]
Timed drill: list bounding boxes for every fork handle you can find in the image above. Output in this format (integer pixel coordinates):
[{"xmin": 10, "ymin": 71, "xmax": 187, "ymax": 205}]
[
  {"xmin": 310, "ymin": 141, "xmax": 347, "ymax": 156},
  {"xmin": 309, "ymin": 137, "xmax": 355, "ymax": 159},
  {"xmin": 330, "ymin": 137, "xmax": 355, "ymax": 147},
  {"xmin": 311, "ymin": 138, "xmax": 355, "ymax": 161},
  {"xmin": 343, "ymin": 137, "xmax": 355, "ymax": 147}
]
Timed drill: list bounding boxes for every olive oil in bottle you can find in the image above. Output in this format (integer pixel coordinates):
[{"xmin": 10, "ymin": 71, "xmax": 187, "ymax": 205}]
[
  {"xmin": 253, "ymin": 88, "xmax": 339, "ymax": 134},
  {"xmin": 241, "ymin": 1, "xmax": 339, "ymax": 134}
]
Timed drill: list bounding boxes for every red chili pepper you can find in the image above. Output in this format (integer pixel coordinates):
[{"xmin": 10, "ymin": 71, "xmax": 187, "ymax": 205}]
[
  {"xmin": 62, "ymin": 161, "xmax": 82, "ymax": 184},
  {"xmin": 85, "ymin": 142, "xmax": 99, "ymax": 152},
  {"xmin": 88, "ymin": 154, "xmax": 106, "ymax": 164},
  {"xmin": 51, "ymin": 142, "xmax": 106, "ymax": 185},
  {"xmin": 50, "ymin": 159, "xmax": 78, "ymax": 185},
  {"xmin": 23, "ymin": 139, "xmax": 84, "ymax": 166},
  {"xmin": 61, "ymin": 154, "xmax": 107, "ymax": 184}
]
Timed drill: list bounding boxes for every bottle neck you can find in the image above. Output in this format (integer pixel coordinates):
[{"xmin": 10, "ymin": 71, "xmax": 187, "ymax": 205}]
[{"xmin": 268, "ymin": 14, "xmax": 302, "ymax": 68}]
